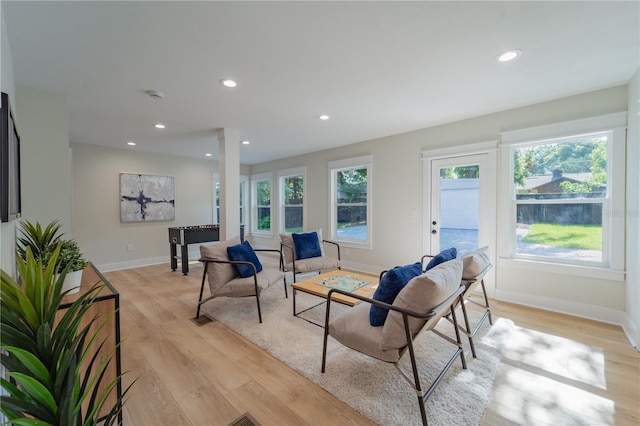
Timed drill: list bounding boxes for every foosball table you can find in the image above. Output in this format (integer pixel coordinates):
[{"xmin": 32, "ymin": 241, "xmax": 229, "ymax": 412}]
[{"xmin": 168, "ymin": 224, "xmax": 244, "ymax": 274}]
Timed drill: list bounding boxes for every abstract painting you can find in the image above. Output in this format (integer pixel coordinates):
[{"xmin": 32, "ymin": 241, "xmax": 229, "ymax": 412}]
[{"xmin": 120, "ymin": 173, "xmax": 175, "ymax": 222}]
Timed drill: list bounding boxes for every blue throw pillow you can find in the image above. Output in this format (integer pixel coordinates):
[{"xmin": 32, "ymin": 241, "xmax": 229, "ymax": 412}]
[
  {"xmin": 369, "ymin": 262, "xmax": 422, "ymax": 326},
  {"xmin": 425, "ymin": 247, "xmax": 457, "ymax": 271},
  {"xmin": 227, "ymin": 240, "xmax": 263, "ymax": 278},
  {"xmin": 292, "ymin": 231, "xmax": 322, "ymax": 260}
]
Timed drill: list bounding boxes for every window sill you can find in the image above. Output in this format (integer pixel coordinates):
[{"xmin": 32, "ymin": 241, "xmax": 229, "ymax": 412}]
[
  {"xmin": 498, "ymin": 257, "xmax": 625, "ymax": 281},
  {"xmin": 250, "ymin": 231, "xmax": 273, "ymax": 239}
]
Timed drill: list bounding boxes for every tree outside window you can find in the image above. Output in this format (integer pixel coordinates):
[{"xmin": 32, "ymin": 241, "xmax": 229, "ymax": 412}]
[
  {"xmin": 283, "ymin": 175, "xmax": 303, "ymax": 232},
  {"xmin": 336, "ymin": 167, "xmax": 368, "ymax": 241},
  {"xmin": 513, "ymin": 135, "xmax": 608, "ymax": 264},
  {"xmin": 256, "ymin": 180, "xmax": 271, "ymax": 231}
]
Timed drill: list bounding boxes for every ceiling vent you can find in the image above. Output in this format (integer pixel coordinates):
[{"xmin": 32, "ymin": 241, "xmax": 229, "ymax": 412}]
[{"xmin": 146, "ymin": 90, "xmax": 164, "ymax": 100}]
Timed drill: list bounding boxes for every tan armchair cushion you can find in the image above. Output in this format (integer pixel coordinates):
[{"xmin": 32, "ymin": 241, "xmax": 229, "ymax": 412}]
[
  {"xmin": 283, "ymin": 256, "xmax": 340, "ymax": 273},
  {"xmin": 461, "ymin": 246, "xmax": 490, "ymax": 280},
  {"xmin": 217, "ymin": 269, "xmax": 286, "ymax": 298},
  {"xmin": 280, "ymin": 232, "xmax": 295, "ymax": 265},
  {"xmin": 200, "ymin": 236, "xmax": 241, "ymax": 296},
  {"xmin": 380, "ymin": 258, "xmax": 463, "ymax": 350},
  {"xmin": 328, "ymin": 303, "xmax": 401, "ymax": 363}
]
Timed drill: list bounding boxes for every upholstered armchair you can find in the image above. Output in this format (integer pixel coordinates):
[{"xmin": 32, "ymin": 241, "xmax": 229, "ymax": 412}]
[
  {"xmin": 421, "ymin": 246, "xmax": 493, "ymax": 358},
  {"xmin": 195, "ymin": 236, "xmax": 287, "ymax": 323},
  {"xmin": 279, "ymin": 230, "xmax": 341, "ymax": 282},
  {"xmin": 321, "ymin": 258, "xmax": 468, "ymax": 425}
]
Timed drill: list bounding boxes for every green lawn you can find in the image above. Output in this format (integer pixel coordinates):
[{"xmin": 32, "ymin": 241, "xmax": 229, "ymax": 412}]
[{"xmin": 522, "ymin": 223, "xmax": 602, "ymax": 250}]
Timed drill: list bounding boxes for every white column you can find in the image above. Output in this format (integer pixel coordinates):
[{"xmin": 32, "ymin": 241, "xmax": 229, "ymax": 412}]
[{"xmin": 217, "ymin": 128, "xmax": 241, "ymax": 241}]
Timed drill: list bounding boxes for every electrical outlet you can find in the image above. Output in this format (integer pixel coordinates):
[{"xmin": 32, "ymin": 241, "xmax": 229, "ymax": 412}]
[{"xmin": 127, "ymin": 244, "xmax": 133, "ymax": 252}]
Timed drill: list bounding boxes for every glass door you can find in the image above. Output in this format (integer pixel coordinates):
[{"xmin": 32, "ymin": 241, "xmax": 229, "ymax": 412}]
[{"xmin": 429, "ymin": 154, "xmax": 490, "ymax": 256}]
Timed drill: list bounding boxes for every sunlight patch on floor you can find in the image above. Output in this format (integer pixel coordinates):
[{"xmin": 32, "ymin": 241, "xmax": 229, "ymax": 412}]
[
  {"xmin": 506, "ymin": 326, "xmax": 606, "ymax": 388},
  {"xmin": 489, "ymin": 326, "xmax": 614, "ymax": 425}
]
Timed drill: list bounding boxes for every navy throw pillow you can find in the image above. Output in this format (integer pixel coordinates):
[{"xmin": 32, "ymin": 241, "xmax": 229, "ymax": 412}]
[
  {"xmin": 369, "ymin": 262, "xmax": 422, "ymax": 326},
  {"xmin": 227, "ymin": 240, "xmax": 263, "ymax": 278},
  {"xmin": 292, "ymin": 231, "xmax": 322, "ymax": 260},
  {"xmin": 425, "ymin": 247, "xmax": 457, "ymax": 271}
]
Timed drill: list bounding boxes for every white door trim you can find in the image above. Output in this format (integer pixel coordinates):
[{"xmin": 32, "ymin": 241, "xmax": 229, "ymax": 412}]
[{"xmin": 422, "ymin": 142, "xmax": 498, "ymax": 297}]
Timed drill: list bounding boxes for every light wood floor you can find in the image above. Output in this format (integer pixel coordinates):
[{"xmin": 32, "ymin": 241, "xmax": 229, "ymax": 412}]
[{"xmin": 104, "ymin": 262, "xmax": 639, "ymax": 426}]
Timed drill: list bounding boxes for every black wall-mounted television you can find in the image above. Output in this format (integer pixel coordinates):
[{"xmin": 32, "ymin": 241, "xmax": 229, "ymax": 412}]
[{"xmin": 1, "ymin": 91, "xmax": 22, "ymax": 222}]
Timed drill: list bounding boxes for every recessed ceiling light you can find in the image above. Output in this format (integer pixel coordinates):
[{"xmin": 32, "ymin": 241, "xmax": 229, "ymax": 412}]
[
  {"xmin": 127, "ymin": 141, "xmax": 136, "ymax": 146},
  {"xmin": 242, "ymin": 140, "xmax": 250, "ymax": 145},
  {"xmin": 220, "ymin": 78, "xmax": 237, "ymax": 88},
  {"xmin": 205, "ymin": 153, "xmax": 212, "ymax": 157},
  {"xmin": 318, "ymin": 114, "xmax": 330, "ymax": 120},
  {"xmin": 497, "ymin": 49, "xmax": 523, "ymax": 62},
  {"xmin": 154, "ymin": 123, "xmax": 166, "ymax": 129}
]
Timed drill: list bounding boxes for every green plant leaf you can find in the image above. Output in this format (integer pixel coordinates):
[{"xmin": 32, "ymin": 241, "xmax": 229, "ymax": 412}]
[
  {"xmin": 0, "ymin": 396, "xmax": 56, "ymax": 424},
  {"xmin": 17, "ymin": 219, "xmax": 63, "ymax": 262},
  {"xmin": 9, "ymin": 372, "xmax": 57, "ymax": 416},
  {"xmin": 35, "ymin": 323, "xmax": 53, "ymax": 369},
  {"xmin": 2, "ymin": 346, "xmax": 52, "ymax": 387},
  {"xmin": 1, "ymin": 317, "xmax": 38, "ymax": 353},
  {"xmin": 10, "ymin": 420, "xmax": 55, "ymax": 426},
  {"xmin": 0, "ymin": 377, "xmax": 29, "ymax": 401}
]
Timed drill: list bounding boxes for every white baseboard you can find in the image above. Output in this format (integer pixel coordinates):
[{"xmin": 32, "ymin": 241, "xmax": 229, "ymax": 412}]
[
  {"xmin": 96, "ymin": 256, "xmax": 169, "ymax": 273},
  {"xmin": 495, "ymin": 288, "xmax": 638, "ymax": 349},
  {"xmin": 339, "ymin": 260, "xmax": 382, "ymax": 276}
]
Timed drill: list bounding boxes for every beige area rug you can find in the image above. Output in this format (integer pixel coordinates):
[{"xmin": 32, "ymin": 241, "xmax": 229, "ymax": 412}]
[{"xmin": 199, "ymin": 283, "xmax": 514, "ymax": 426}]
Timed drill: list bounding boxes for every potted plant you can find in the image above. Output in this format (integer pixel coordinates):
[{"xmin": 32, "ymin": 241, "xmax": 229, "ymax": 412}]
[
  {"xmin": 16, "ymin": 219, "xmax": 63, "ymax": 261},
  {"xmin": 0, "ymin": 246, "xmax": 131, "ymax": 425},
  {"xmin": 17, "ymin": 219, "xmax": 90, "ymax": 294},
  {"xmin": 43, "ymin": 239, "xmax": 91, "ymax": 294}
]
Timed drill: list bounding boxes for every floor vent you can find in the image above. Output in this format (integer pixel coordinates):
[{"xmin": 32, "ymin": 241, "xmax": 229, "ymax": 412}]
[{"xmin": 228, "ymin": 412, "xmax": 260, "ymax": 426}]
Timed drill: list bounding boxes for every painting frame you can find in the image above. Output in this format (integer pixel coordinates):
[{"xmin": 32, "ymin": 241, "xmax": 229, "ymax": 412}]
[{"xmin": 119, "ymin": 173, "xmax": 175, "ymax": 222}]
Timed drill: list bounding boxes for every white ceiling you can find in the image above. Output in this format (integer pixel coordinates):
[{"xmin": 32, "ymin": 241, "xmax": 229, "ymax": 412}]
[{"xmin": 3, "ymin": 1, "xmax": 639, "ymax": 165}]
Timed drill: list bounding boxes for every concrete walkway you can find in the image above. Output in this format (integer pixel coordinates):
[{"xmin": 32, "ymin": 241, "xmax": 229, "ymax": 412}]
[{"xmin": 338, "ymin": 225, "xmax": 601, "ymax": 262}]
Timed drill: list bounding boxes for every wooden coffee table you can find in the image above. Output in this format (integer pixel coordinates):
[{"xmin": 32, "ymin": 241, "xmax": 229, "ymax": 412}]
[{"xmin": 291, "ymin": 270, "xmax": 379, "ymax": 321}]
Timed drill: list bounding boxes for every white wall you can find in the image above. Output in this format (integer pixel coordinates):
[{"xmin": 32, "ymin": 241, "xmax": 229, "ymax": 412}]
[
  {"xmin": 16, "ymin": 85, "xmax": 73, "ymax": 235},
  {"xmin": 626, "ymin": 68, "xmax": 640, "ymax": 347},
  {"xmin": 250, "ymin": 86, "xmax": 631, "ymax": 326},
  {"xmin": 71, "ymin": 143, "xmax": 245, "ymax": 271},
  {"xmin": 0, "ymin": 3, "xmax": 17, "ymax": 277}
]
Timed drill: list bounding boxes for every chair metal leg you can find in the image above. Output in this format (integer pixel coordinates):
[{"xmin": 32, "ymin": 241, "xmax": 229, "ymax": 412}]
[
  {"xmin": 255, "ymin": 293, "xmax": 263, "ymax": 323},
  {"xmin": 480, "ymin": 279, "xmax": 493, "ymax": 325},
  {"xmin": 458, "ymin": 298, "xmax": 477, "ymax": 358},
  {"xmin": 195, "ymin": 264, "xmax": 208, "ymax": 319},
  {"xmin": 321, "ymin": 296, "xmax": 333, "ymax": 373},
  {"xmin": 450, "ymin": 300, "xmax": 467, "ymax": 370},
  {"xmin": 283, "ymin": 276, "xmax": 288, "ymax": 298}
]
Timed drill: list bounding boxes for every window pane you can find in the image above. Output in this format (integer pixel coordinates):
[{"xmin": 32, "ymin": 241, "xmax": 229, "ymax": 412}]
[
  {"xmin": 439, "ymin": 166, "xmax": 479, "ymax": 256},
  {"xmin": 514, "ymin": 136, "xmax": 607, "ymax": 199},
  {"xmin": 284, "ymin": 176, "xmax": 303, "ymax": 205},
  {"xmin": 257, "ymin": 207, "xmax": 271, "ymax": 231},
  {"xmin": 336, "ymin": 206, "xmax": 367, "ymax": 241},
  {"xmin": 284, "ymin": 206, "xmax": 303, "ymax": 232},
  {"xmin": 337, "ymin": 168, "xmax": 367, "ymax": 203},
  {"xmin": 257, "ymin": 181, "xmax": 270, "ymax": 205},
  {"xmin": 516, "ymin": 203, "xmax": 602, "ymax": 262},
  {"xmin": 239, "ymin": 182, "xmax": 245, "ymax": 224}
]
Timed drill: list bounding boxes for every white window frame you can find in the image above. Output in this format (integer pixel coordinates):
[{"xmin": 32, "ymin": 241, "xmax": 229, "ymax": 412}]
[
  {"xmin": 278, "ymin": 166, "xmax": 306, "ymax": 234},
  {"xmin": 212, "ymin": 173, "xmax": 220, "ymax": 224},
  {"xmin": 328, "ymin": 155, "xmax": 373, "ymax": 249},
  {"xmin": 499, "ymin": 112, "xmax": 626, "ymax": 280},
  {"xmin": 251, "ymin": 172, "xmax": 273, "ymax": 236},
  {"xmin": 212, "ymin": 174, "xmax": 248, "ymax": 226}
]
